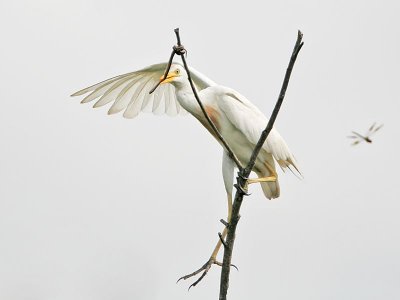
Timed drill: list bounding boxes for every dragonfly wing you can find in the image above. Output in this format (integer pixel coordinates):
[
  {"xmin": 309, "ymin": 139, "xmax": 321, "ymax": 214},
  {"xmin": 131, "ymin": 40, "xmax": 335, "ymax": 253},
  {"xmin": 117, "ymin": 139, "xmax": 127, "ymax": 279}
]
[
  {"xmin": 352, "ymin": 131, "xmax": 366, "ymax": 139},
  {"xmin": 369, "ymin": 124, "xmax": 384, "ymax": 137},
  {"xmin": 368, "ymin": 122, "xmax": 377, "ymax": 132}
]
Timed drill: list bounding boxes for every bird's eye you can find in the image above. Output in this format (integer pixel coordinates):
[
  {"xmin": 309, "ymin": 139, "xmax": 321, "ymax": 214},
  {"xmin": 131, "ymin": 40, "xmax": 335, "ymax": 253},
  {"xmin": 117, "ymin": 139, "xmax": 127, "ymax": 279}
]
[{"xmin": 175, "ymin": 69, "xmax": 180, "ymax": 74}]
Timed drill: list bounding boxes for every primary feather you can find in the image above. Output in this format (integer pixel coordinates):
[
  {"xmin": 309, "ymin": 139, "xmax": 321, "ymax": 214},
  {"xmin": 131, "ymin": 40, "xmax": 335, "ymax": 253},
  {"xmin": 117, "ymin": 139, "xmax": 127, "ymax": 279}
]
[{"xmin": 71, "ymin": 62, "xmax": 215, "ymax": 118}]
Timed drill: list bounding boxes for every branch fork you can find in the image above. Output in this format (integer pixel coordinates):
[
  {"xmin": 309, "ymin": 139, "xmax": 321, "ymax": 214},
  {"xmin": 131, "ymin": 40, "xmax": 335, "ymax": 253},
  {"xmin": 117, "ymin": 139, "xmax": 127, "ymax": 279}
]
[
  {"xmin": 219, "ymin": 30, "xmax": 303, "ymax": 300},
  {"xmin": 220, "ymin": 219, "xmax": 229, "ymax": 227},
  {"xmin": 152, "ymin": 28, "xmax": 304, "ymax": 300}
]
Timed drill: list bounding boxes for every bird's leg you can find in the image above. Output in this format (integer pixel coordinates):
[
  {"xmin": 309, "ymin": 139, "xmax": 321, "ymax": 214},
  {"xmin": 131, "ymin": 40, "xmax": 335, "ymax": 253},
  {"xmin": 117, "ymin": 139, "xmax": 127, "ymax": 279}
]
[
  {"xmin": 177, "ymin": 228, "xmax": 231, "ymax": 289},
  {"xmin": 177, "ymin": 194, "xmax": 237, "ymax": 289},
  {"xmin": 237, "ymin": 175, "xmax": 275, "ymax": 194},
  {"xmin": 237, "ymin": 162, "xmax": 278, "ymax": 192},
  {"xmin": 247, "ymin": 176, "xmax": 276, "ymax": 184},
  {"xmin": 243, "ymin": 163, "xmax": 277, "ymax": 190}
]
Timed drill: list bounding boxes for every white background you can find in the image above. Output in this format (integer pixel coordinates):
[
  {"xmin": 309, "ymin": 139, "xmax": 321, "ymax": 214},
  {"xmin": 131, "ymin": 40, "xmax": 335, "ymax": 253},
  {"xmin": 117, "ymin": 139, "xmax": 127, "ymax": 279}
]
[{"xmin": 1, "ymin": 0, "xmax": 399, "ymax": 299}]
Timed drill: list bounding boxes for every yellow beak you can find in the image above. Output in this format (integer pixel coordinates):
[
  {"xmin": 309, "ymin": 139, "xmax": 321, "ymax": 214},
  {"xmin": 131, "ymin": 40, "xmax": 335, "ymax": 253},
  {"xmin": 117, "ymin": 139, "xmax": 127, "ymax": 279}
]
[
  {"xmin": 160, "ymin": 72, "xmax": 177, "ymax": 84},
  {"xmin": 149, "ymin": 71, "xmax": 179, "ymax": 94}
]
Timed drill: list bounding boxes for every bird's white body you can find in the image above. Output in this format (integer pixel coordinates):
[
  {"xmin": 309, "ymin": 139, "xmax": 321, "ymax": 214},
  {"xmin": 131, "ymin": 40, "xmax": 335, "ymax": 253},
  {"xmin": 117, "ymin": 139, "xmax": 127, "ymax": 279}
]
[
  {"xmin": 72, "ymin": 62, "xmax": 299, "ymax": 200},
  {"xmin": 174, "ymin": 82, "xmax": 296, "ymax": 199}
]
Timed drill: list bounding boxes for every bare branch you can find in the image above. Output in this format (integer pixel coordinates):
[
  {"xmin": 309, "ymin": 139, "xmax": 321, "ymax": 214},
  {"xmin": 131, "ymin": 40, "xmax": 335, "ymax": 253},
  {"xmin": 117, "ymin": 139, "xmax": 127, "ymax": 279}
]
[
  {"xmin": 218, "ymin": 232, "xmax": 228, "ymax": 249},
  {"xmin": 150, "ymin": 28, "xmax": 243, "ymax": 170},
  {"xmin": 243, "ymin": 30, "xmax": 303, "ymax": 177},
  {"xmin": 175, "ymin": 28, "xmax": 243, "ymax": 170},
  {"xmin": 148, "ymin": 49, "xmax": 176, "ymax": 94},
  {"xmin": 219, "ymin": 30, "xmax": 304, "ymax": 300},
  {"xmin": 154, "ymin": 28, "xmax": 303, "ymax": 298},
  {"xmin": 220, "ymin": 219, "xmax": 229, "ymax": 227}
]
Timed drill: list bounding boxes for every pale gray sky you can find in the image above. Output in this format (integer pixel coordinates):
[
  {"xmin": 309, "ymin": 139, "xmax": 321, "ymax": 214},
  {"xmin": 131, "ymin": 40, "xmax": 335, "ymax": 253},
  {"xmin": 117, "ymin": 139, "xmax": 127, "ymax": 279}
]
[{"xmin": 1, "ymin": 0, "xmax": 399, "ymax": 299}]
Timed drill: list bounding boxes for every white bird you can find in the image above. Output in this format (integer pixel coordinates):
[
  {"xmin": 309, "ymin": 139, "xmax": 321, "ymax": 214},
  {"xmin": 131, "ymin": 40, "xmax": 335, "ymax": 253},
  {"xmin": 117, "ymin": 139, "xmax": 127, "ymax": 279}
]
[{"xmin": 71, "ymin": 62, "xmax": 300, "ymax": 278}]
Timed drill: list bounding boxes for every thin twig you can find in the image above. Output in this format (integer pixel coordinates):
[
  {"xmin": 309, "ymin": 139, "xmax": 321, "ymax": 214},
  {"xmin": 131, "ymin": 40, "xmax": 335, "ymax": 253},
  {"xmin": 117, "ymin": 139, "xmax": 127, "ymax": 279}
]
[
  {"xmin": 220, "ymin": 219, "xmax": 229, "ymax": 227},
  {"xmin": 243, "ymin": 31, "xmax": 304, "ymax": 177},
  {"xmin": 152, "ymin": 28, "xmax": 303, "ymax": 298},
  {"xmin": 219, "ymin": 30, "xmax": 304, "ymax": 300},
  {"xmin": 218, "ymin": 232, "xmax": 228, "ymax": 249},
  {"xmin": 175, "ymin": 28, "xmax": 243, "ymax": 169},
  {"xmin": 150, "ymin": 28, "xmax": 243, "ymax": 170},
  {"xmin": 148, "ymin": 49, "xmax": 176, "ymax": 94}
]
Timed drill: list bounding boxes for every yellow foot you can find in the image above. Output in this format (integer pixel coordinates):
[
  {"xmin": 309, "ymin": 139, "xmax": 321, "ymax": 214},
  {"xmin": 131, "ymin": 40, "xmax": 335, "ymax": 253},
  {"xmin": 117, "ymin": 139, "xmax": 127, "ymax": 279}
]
[
  {"xmin": 237, "ymin": 173, "xmax": 277, "ymax": 190},
  {"xmin": 239, "ymin": 175, "xmax": 276, "ymax": 192}
]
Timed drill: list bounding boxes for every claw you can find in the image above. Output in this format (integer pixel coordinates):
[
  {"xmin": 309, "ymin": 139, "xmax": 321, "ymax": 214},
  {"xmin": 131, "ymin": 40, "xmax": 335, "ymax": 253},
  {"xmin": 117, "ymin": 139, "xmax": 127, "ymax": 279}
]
[
  {"xmin": 234, "ymin": 183, "xmax": 251, "ymax": 196},
  {"xmin": 214, "ymin": 261, "xmax": 239, "ymax": 271},
  {"xmin": 238, "ymin": 173, "xmax": 248, "ymax": 180},
  {"xmin": 188, "ymin": 265, "xmax": 211, "ymax": 290},
  {"xmin": 177, "ymin": 259, "xmax": 213, "ymax": 288},
  {"xmin": 177, "ymin": 261, "xmax": 208, "ymax": 283},
  {"xmin": 178, "ymin": 258, "xmax": 239, "ymax": 289}
]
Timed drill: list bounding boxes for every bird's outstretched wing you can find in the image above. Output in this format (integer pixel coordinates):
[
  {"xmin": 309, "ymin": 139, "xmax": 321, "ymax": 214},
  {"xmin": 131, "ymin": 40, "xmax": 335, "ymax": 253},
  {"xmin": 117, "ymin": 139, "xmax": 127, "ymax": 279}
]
[
  {"xmin": 71, "ymin": 62, "xmax": 216, "ymax": 119},
  {"xmin": 213, "ymin": 87, "xmax": 300, "ymax": 174}
]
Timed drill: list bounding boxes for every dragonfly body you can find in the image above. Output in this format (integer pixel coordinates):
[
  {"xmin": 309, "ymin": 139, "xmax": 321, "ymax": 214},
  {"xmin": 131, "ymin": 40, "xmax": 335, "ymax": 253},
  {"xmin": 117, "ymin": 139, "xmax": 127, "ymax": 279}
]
[{"xmin": 348, "ymin": 123, "xmax": 383, "ymax": 146}]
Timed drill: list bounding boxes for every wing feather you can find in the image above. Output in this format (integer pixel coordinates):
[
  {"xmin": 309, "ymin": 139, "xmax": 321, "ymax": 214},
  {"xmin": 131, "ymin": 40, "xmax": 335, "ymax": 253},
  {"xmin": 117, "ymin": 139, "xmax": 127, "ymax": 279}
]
[
  {"xmin": 80, "ymin": 77, "xmax": 129, "ymax": 104},
  {"xmin": 71, "ymin": 72, "xmax": 134, "ymax": 97},
  {"xmin": 93, "ymin": 76, "xmax": 136, "ymax": 108},
  {"xmin": 151, "ymin": 85, "xmax": 165, "ymax": 114},
  {"xmin": 123, "ymin": 76, "xmax": 155, "ymax": 119},
  {"xmin": 71, "ymin": 62, "xmax": 216, "ymax": 119},
  {"xmin": 166, "ymin": 85, "xmax": 178, "ymax": 116},
  {"xmin": 108, "ymin": 75, "xmax": 145, "ymax": 115}
]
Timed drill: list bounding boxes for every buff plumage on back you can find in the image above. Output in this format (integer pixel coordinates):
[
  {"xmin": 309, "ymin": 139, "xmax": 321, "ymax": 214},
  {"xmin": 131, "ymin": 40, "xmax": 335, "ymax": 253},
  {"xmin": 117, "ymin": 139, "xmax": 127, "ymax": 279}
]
[
  {"xmin": 71, "ymin": 63, "xmax": 216, "ymax": 119},
  {"xmin": 205, "ymin": 87, "xmax": 301, "ymax": 175}
]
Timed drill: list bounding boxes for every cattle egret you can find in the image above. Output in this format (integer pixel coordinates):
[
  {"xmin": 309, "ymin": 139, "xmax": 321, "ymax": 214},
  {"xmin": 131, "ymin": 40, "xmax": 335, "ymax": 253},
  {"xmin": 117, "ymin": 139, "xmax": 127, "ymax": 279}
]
[{"xmin": 71, "ymin": 62, "xmax": 300, "ymax": 278}]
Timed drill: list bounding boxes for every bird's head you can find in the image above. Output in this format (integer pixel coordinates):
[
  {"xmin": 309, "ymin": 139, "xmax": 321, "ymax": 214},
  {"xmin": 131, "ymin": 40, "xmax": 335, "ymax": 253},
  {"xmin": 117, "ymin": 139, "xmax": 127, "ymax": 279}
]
[{"xmin": 159, "ymin": 64, "xmax": 186, "ymax": 87}]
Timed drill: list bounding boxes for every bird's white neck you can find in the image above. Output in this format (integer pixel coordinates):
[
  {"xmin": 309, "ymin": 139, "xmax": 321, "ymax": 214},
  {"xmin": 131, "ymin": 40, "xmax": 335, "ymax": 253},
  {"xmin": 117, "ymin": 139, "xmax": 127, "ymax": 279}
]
[
  {"xmin": 173, "ymin": 83, "xmax": 222, "ymax": 143},
  {"xmin": 173, "ymin": 83, "xmax": 203, "ymax": 118}
]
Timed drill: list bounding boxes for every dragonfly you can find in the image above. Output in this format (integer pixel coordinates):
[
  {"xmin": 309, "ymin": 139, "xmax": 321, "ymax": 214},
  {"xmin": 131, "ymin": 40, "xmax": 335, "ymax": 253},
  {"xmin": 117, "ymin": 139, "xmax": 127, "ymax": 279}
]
[{"xmin": 348, "ymin": 122, "xmax": 383, "ymax": 146}]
